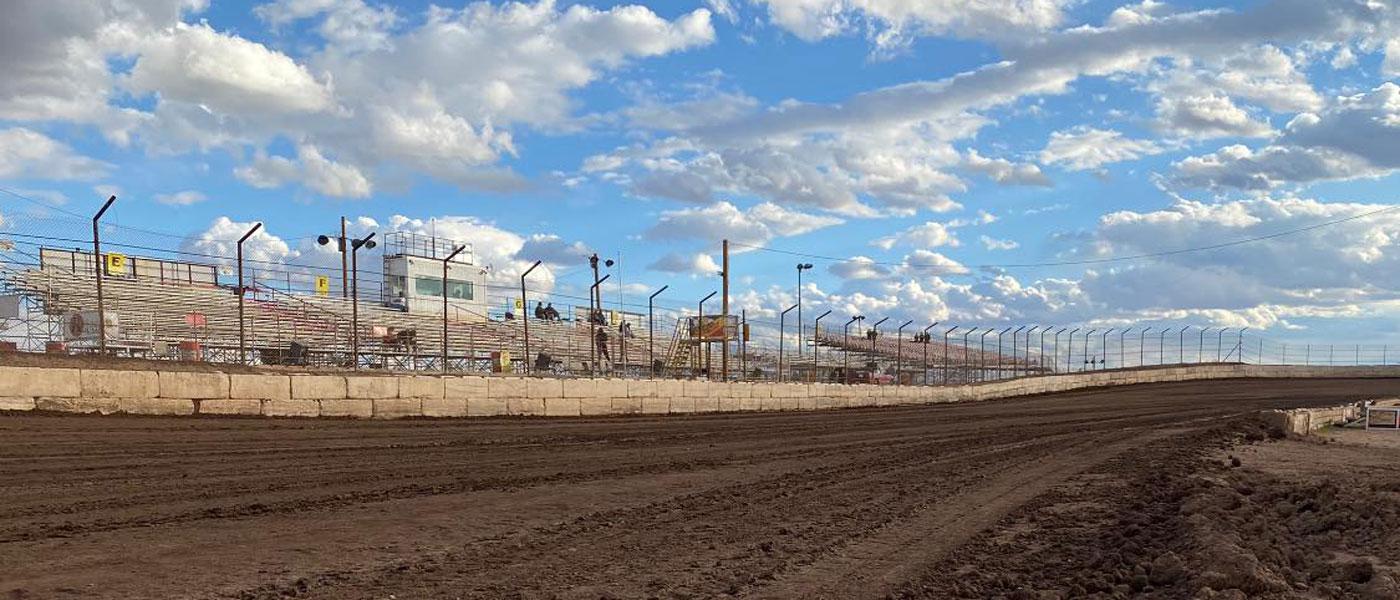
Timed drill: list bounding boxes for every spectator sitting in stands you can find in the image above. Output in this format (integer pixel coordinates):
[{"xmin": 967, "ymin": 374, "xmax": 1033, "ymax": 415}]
[
  {"xmin": 620, "ymin": 321, "xmax": 633, "ymax": 338},
  {"xmin": 544, "ymin": 303, "xmax": 559, "ymax": 321},
  {"xmin": 534, "ymin": 301, "xmax": 546, "ymax": 320},
  {"xmin": 504, "ymin": 310, "xmax": 515, "ymax": 321},
  {"xmin": 388, "ymin": 291, "xmax": 408, "ymax": 312}
]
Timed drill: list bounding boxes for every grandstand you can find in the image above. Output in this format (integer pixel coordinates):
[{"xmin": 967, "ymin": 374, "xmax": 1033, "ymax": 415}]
[{"xmin": 0, "ymin": 230, "xmax": 1028, "ymax": 382}]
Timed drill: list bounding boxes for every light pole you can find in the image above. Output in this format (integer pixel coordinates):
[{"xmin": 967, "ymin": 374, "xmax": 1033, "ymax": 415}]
[
  {"xmin": 698, "ymin": 290, "xmax": 717, "ymax": 379},
  {"xmin": 922, "ymin": 322, "xmax": 937, "ymax": 385},
  {"xmin": 91, "ymin": 195, "xmax": 116, "ymax": 354},
  {"xmin": 1158, "ymin": 327, "xmax": 1170, "ymax": 366},
  {"xmin": 779, "ymin": 304, "xmax": 798, "ymax": 382},
  {"xmin": 1140, "ymin": 327, "xmax": 1152, "ymax": 367},
  {"xmin": 895, "ymin": 320, "xmax": 913, "ymax": 385},
  {"xmin": 1118, "ymin": 329, "xmax": 1127, "ymax": 368},
  {"xmin": 843, "ymin": 315, "xmax": 864, "ymax": 384},
  {"xmin": 1236, "ymin": 327, "xmax": 1249, "ymax": 362},
  {"xmin": 1039, "ymin": 327, "xmax": 1052, "ymax": 374},
  {"xmin": 1052, "ymin": 328, "xmax": 1065, "ymax": 373},
  {"xmin": 941, "ymin": 325, "xmax": 957, "ymax": 384},
  {"xmin": 979, "ymin": 329, "xmax": 994, "ymax": 382},
  {"xmin": 1065, "ymin": 328, "xmax": 1079, "ymax": 372},
  {"xmin": 648, "ymin": 285, "xmax": 668, "ymax": 375},
  {"xmin": 591, "ymin": 274, "xmax": 613, "ymax": 374},
  {"xmin": 1199, "ymin": 327, "xmax": 1210, "ymax": 363},
  {"xmin": 349, "ymin": 232, "xmax": 376, "ymax": 370},
  {"xmin": 796, "ymin": 263, "xmax": 813, "ymax": 358},
  {"xmin": 1179, "ymin": 326, "xmax": 1190, "ymax": 364},
  {"xmin": 1083, "ymin": 329, "xmax": 1096, "ymax": 371},
  {"xmin": 996, "ymin": 327, "xmax": 1012, "ymax": 380},
  {"xmin": 236, "ymin": 222, "xmax": 263, "ymax": 365},
  {"xmin": 1217, "ymin": 327, "xmax": 1226, "ymax": 362},
  {"xmin": 1021, "ymin": 326, "xmax": 1037, "ymax": 378},
  {"xmin": 518, "ymin": 258, "xmax": 541, "ymax": 375},
  {"xmin": 961, "ymin": 328, "xmax": 977, "ymax": 383},
  {"xmin": 812, "ymin": 309, "xmax": 832, "ymax": 381},
  {"xmin": 871, "ymin": 317, "xmax": 889, "ymax": 380},
  {"xmin": 1100, "ymin": 328, "xmax": 1112, "ymax": 370}
]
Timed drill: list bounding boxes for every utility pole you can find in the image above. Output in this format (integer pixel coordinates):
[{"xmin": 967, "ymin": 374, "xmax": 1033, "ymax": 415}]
[{"xmin": 721, "ymin": 239, "xmax": 730, "ymax": 381}]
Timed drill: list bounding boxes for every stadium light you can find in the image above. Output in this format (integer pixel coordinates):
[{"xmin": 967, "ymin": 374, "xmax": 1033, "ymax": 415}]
[
  {"xmin": 236, "ymin": 222, "xmax": 263, "ymax": 365},
  {"xmin": 349, "ymin": 232, "xmax": 375, "ymax": 370},
  {"xmin": 795, "ymin": 263, "xmax": 813, "ymax": 359}
]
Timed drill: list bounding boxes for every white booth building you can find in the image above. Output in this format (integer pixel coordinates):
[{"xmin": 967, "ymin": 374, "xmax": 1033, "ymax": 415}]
[{"xmin": 380, "ymin": 232, "xmax": 487, "ymax": 320}]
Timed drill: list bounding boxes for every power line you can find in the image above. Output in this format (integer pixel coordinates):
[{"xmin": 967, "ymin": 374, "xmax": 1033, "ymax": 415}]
[{"xmin": 729, "ymin": 204, "xmax": 1400, "ymax": 271}]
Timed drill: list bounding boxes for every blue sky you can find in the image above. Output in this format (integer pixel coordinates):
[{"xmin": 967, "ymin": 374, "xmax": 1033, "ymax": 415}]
[{"xmin": 2, "ymin": 0, "xmax": 1400, "ymax": 344}]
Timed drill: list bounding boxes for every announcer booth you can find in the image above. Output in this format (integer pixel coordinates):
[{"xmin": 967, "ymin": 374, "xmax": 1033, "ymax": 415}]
[{"xmin": 380, "ymin": 232, "xmax": 488, "ymax": 320}]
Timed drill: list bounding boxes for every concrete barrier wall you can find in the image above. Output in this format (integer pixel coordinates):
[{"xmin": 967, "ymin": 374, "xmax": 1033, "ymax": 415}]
[
  {"xmin": 1261, "ymin": 403, "xmax": 1363, "ymax": 435},
  {"xmin": 2, "ymin": 363, "xmax": 1398, "ymax": 420}
]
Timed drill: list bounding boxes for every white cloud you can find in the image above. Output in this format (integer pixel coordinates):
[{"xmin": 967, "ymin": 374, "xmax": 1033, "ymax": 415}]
[
  {"xmin": 645, "ymin": 200, "xmax": 843, "ymax": 247},
  {"xmin": 1040, "ymin": 127, "xmax": 1164, "ymax": 171},
  {"xmin": 872, "ymin": 221, "xmax": 959, "ymax": 251},
  {"xmin": 980, "ymin": 235, "xmax": 1019, "ymax": 251},
  {"xmin": 233, "ymin": 145, "xmax": 371, "ymax": 198},
  {"xmin": 757, "ymin": 0, "xmax": 1070, "ymax": 50},
  {"xmin": 648, "ymin": 252, "xmax": 721, "ymax": 275},
  {"xmin": 154, "ymin": 190, "xmax": 206, "ymax": 206},
  {"xmin": 182, "ymin": 216, "xmax": 296, "ymax": 268},
  {"xmin": 255, "ymin": 0, "xmax": 398, "ymax": 51},
  {"xmin": 1172, "ymin": 83, "xmax": 1400, "ymax": 190},
  {"xmin": 962, "ymin": 150, "xmax": 1052, "ymax": 186},
  {"xmin": 0, "ymin": 127, "xmax": 111, "ymax": 180},
  {"xmin": 1155, "ymin": 94, "xmax": 1273, "ymax": 139}
]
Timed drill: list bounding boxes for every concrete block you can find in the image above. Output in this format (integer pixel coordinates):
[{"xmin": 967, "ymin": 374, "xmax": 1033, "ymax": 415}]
[
  {"xmin": 682, "ymin": 380, "xmax": 713, "ymax": 398},
  {"xmin": 562, "ymin": 379, "xmax": 597, "ymax": 398},
  {"xmin": 739, "ymin": 391, "xmax": 762, "ymax": 411},
  {"xmin": 670, "ymin": 397, "xmax": 697, "ymax": 413},
  {"xmin": 487, "ymin": 376, "xmax": 527, "ymax": 398},
  {"xmin": 374, "ymin": 398, "xmax": 422, "ymax": 419},
  {"xmin": 544, "ymin": 397, "xmax": 579, "ymax": 417},
  {"xmin": 0, "ymin": 397, "xmax": 35, "ymax": 411},
  {"xmin": 654, "ymin": 379, "xmax": 683, "ymax": 399},
  {"xmin": 290, "ymin": 375, "xmax": 347, "ymax": 399},
  {"xmin": 345, "ymin": 376, "xmax": 397, "ymax": 399},
  {"xmin": 640, "ymin": 397, "xmax": 670, "ymax": 414},
  {"xmin": 611, "ymin": 397, "xmax": 642, "ymax": 415},
  {"xmin": 81, "ymin": 369, "xmax": 158, "ymax": 398},
  {"xmin": 229, "ymin": 374, "xmax": 290, "ymax": 400},
  {"xmin": 507, "ymin": 397, "xmax": 545, "ymax": 416},
  {"xmin": 37, "ymin": 396, "xmax": 118, "ymax": 414},
  {"xmin": 118, "ymin": 397, "xmax": 194, "ymax": 416},
  {"xmin": 527, "ymin": 377, "xmax": 563, "ymax": 400},
  {"xmin": 264, "ymin": 399, "xmax": 321, "ymax": 417},
  {"xmin": 749, "ymin": 383, "xmax": 772, "ymax": 398},
  {"xmin": 158, "ymin": 371, "xmax": 228, "ymax": 399},
  {"xmin": 579, "ymin": 397, "xmax": 612, "ymax": 416},
  {"xmin": 398, "ymin": 376, "xmax": 445, "ymax": 399},
  {"xmin": 198, "ymin": 398, "xmax": 262, "ymax": 416},
  {"xmin": 422, "ymin": 396, "xmax": 468, "ymax": 418},
  {"xmin": 446, "ymin": 376, "xmax": 487, "ymax": 399},
  {"xmin": 595, "ymin": 379, "xmax": 628, "ymax": 398},
  {"xmin": 717, "ymin": 397, "xmax": 741, "ymax": 412},
  {"xmin": 467, "ymin": 397, "xmax": 508, "ymax": 417},
  {"xmin": 778, "ymin": 398, "xmax": 801, "ymax": 411},
  {"xmin": 694, "ymin": 398, "xmax": 720, "ymax": 413},
  {"xmin": 627, "ymin": 380, "xmax": 658, "ymax": 398},
  {"xmin": 317, "ymin": 398, "xmax": 372, "ymax": 418},
  {"xmin": 0, "ymin": 366, "xmax": 79, "ymax": 397}
]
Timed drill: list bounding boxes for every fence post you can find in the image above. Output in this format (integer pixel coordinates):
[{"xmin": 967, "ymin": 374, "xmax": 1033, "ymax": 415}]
[{"xmin": 236, "ymin": 222, "xmax": 263, "ymax": 366}]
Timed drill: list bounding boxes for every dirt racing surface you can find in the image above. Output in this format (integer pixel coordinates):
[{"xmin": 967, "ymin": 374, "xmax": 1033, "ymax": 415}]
[{"xmin": 1, "ymin": 378, "xmax": 1397, "ymax": 599}]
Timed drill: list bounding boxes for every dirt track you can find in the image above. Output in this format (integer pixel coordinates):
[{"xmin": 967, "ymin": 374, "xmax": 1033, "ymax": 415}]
[{"xmin": 1, "ymin": 378, "xmax": 1396, "ymax": 599}]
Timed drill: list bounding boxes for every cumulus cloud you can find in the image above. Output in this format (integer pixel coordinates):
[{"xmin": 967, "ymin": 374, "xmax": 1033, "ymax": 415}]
[
  {"xmin": 872, "ymin": 221, "xmax": 959, "ymax": 251},
  {"xmin": 233, "ymin": 145, "xmax": 371, "ymax": 198},
  {"xmin": 154, "ymin": 190, "xmax": 206, "ymax": 206},
  {"xmin": 962, "ymin": 150, "xmax": 1052, "ymax": 186},
  {"xmin": 1155, "ymin": 94, "xmax": 1273, "ymax": 139},
  {"xmin": 0, "ymin": 127, "xmax": 111, "ymax": 180},
  {"xmin": 645, "ymin": 201, "xmax": 843, "ymax": 247},
  {"xmin": 980, "ymin": 235, "xmax": 1019, "ymax": 251},
  {"xmin": 757, "ymin": 0, "xmax": 1070, "ymax": 51},
  {"xmin": 1040, "ymin": 127, "xmax": 1164, "ymax": 171},
  {"xmin": 648, "ymin": 252, "xmax": 721, "ymax": 275},
  {"xmin": 1171, "ymin": 83, "xmax": 1400, "ymax": 190}
]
